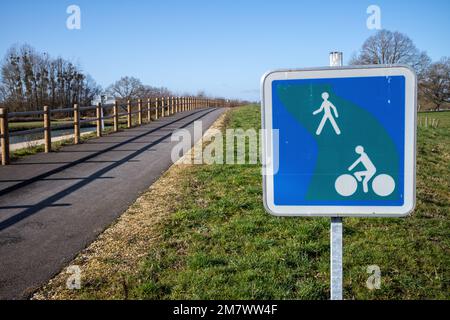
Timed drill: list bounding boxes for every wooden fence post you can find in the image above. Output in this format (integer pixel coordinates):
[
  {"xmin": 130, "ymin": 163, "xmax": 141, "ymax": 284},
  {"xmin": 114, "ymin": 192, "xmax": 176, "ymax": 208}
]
[
  {"xmin": 167, "ymin": 97, "xmax": 171, "ymax": 116},
  {"xmin": 170, "ymin": 97, "xmax": 174, "ymax": 115},
  {"xmin": 147, "ymin": 98, "xmax": 151, "ymax": 122},
  {"xmin": 138, "ymin": 99, "xmax": 143, "ymax": 125},
  {"xmin": 166, "ymin": 96, "xmax": 170, "ymax": 116},
  {"xmin": 176, "ymin": 97, "xmax": 179, "ymax": 113},
  {"xmin": 74, "ymin": 104, "xmax": 80, "ymax": 144},
  {"xmin": 96, "ymin": 103, "xmax": 102, "ymax": 137},
  {"xmin": 0, "ymin": 108, "xmax": 10, "ymax": 165},
  {"xmin": 127, "ymin": 100, "xmax": 132, "ymax": 128},
  {"xmin": 44, "ymin": 106, "xmax": 51, "ymax": 153},
  {"xmin": 174, "ymin": 97, "xmax": 177, "ymax": 114},
  {"xmin": 160, "ymin": 97, "xmax": 164, "ymax": 118},
  {"xmin": 113, "ymin": 101, "xmax": 119, "ymax": 132}
]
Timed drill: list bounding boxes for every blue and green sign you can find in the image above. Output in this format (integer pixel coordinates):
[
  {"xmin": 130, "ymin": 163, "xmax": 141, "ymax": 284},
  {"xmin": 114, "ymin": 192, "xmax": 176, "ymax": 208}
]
[{"xmin": 261, "ymin": 66, "xmax": 416, "ymax": 217}]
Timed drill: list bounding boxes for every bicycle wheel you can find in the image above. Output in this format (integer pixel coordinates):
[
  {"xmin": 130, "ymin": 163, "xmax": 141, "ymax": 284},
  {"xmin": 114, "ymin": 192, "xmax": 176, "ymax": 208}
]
[
  {"xmin": 335, "ymin": 174, "xmax": 358, "ymax": 197},
  {"xmin": 372, "ymin": 174, "xmax": 395, "ymax": 197}
]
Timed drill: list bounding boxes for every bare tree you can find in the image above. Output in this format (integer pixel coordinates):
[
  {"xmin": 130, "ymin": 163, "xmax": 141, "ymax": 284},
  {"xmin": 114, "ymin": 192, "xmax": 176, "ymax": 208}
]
[
  {"xmin": 137, "ymin": 85, "xmax": 172, "ymax": 98},
  {"xmin": 196, "ymin": 90, "xmax": 206, "ymax": 98},
  {"xmin": 106, "ymin": 76, "xmax": 144, "ymax": 101},
  {"xmin": 420, "ymin": 57, "xmax": 450, "ymax": 111},
  {"xmin": 0, "ymin": 83, "xmax": 6, "ymax": 105},
  {"xmin": 80, "ymin": 74, "xmax": 101, "ymax": 106},
  {"xmin": 350, "ymin": 30, "xmax": 431, "ymax": 79}
]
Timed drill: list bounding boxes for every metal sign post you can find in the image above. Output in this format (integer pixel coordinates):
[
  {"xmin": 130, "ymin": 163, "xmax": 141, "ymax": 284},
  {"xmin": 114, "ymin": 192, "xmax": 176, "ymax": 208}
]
[
  {"xmin": 330, "ymin": 217, "xmax": 343, "ymax": 299},
  {"xmin": 329, "ymin": 51, "xmax": 343, "ymax": 300}
]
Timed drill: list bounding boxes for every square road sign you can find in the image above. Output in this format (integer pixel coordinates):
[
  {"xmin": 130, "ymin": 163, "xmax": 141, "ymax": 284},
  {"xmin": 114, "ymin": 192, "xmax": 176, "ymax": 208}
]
[{"xmin": 261, "ymin": 65, "xmax": 417, "ymax": 217}]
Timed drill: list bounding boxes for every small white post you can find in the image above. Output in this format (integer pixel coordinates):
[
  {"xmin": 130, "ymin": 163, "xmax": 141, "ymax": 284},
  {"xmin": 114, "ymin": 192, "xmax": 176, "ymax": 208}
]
[
  {"xmin": 100, "ymin": 95, "xmax": 106, "ymax": 130},
  {"xmin": 330, "ymin": 51, "xmax": 343, "ymax": 301}
]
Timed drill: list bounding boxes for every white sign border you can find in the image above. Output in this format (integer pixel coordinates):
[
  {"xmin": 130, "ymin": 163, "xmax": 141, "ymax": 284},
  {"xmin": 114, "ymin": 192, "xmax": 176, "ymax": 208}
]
[{"xmin": 261, "ymin": 65, "xmax": 417, "ymax": 217}]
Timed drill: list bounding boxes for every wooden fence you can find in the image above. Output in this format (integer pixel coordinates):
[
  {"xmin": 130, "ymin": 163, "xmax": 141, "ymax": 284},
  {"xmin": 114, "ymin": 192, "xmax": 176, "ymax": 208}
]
[{"xmin": 0, "ymin": 97, "xmax": 224, "ymax": 165}]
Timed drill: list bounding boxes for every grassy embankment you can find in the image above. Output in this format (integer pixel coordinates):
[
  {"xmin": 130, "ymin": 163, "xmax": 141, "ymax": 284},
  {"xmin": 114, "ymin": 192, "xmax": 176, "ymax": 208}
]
[{"xmin": 127, "ymin": 106, "xmax": 448, "ymax": 299}]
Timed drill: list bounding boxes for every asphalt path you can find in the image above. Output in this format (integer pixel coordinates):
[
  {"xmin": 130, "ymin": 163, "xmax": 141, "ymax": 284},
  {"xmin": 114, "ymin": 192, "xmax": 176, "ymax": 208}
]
[{"xmin": 0, "ymin": 107, "xmax": 224, "ymax": 299}]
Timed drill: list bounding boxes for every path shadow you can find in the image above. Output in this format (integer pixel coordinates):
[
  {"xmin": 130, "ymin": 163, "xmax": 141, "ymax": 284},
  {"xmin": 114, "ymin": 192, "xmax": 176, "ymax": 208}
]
[{"xmin": 0, "ymin": 108, "xmax": 217, "ymax": 231}]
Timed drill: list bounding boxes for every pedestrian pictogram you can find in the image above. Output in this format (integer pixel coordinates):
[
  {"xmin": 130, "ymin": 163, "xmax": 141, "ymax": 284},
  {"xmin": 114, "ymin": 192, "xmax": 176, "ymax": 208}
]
[{"xmin": 312, "ymin": 92, "xmax": 341, "ymax": 135}]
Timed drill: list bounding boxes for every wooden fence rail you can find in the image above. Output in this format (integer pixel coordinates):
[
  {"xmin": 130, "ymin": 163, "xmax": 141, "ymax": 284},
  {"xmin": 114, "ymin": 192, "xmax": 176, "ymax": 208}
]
[{"xmin": 0, "ymin": 96, "xmax": 226, "ymax": 165}]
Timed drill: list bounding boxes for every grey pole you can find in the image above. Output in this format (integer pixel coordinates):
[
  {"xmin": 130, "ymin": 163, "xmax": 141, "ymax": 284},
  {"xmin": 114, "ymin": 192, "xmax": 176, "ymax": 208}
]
[
  {"xmin": 100, "ymin": 95, "xmax": 106, "ymax": 130},
  {"xmin": 329, "ymin": 51, "xmax": 343, "ymax": 300}
]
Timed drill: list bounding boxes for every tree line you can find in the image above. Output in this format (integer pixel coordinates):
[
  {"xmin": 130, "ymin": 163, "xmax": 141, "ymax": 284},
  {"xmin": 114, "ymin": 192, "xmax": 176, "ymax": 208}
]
[
  {"xmin": 1, "ymin": 30, "xmax": 448, "ymax": 112},
  {"xmin": 105, "ymin": 76, "xmax": 173, "ymax": 103},
  {"xmin": 0, "ymin": 44, "xmax": 218, "ymax": 113}
]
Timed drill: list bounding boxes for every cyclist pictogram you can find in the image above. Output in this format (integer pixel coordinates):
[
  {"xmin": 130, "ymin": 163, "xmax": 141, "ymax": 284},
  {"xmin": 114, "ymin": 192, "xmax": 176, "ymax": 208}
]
[{"xmin": 335, "ymin": 145, "xmax": 396, "ymax": 197}]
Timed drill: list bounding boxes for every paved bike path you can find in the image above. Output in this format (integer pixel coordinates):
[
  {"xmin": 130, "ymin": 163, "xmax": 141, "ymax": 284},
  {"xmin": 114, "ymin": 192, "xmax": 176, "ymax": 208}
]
[{"xmin": 0, "ymin": 107, "xmax": 224, "ymax": 299}]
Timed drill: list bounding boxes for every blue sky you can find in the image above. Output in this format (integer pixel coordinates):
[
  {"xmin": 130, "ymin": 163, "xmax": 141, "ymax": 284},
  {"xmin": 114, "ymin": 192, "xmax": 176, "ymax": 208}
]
[{"xmin": 0, "ymin": 0, "xmax": 449, "ymax": 100}]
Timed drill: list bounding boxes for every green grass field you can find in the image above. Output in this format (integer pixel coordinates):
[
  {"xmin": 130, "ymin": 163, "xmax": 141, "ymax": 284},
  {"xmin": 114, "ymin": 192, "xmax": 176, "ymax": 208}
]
[{"xmin": 128, "ymin": 106, "xmax": 449, "ymax": 300}]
